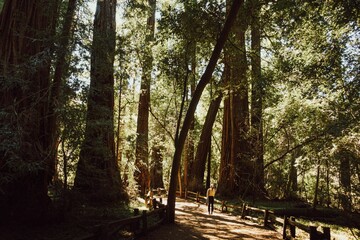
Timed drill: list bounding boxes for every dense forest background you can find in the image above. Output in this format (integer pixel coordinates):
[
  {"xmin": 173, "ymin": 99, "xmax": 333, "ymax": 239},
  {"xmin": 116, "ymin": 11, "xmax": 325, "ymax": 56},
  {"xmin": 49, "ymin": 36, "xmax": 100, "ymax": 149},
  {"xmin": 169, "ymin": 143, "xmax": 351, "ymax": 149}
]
[{"xmin": 0, "ymin": 0, "xmax": 359, "ymax": 228}]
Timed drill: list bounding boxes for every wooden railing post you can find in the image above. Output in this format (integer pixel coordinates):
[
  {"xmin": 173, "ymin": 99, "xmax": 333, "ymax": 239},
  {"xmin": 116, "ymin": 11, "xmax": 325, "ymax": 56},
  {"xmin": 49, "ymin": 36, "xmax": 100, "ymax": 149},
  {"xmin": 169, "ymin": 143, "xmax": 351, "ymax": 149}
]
[
  {"xmin": 241, "ymin": 203, "xmax": 247, "ymax": 219},
  {"xmin": 282, "ymin": 216, "xmax": 288, "ymax": 239},
  {"xmin": 264, "ymin": 209, "xmax": 269, "ymax": 227},
  {"xmin": 323, "ymin": 226, "xmax": 330, "ymax": 240},
  {"xmin": 142, "ymin": 210, "xmax": 148, "ymax": 234},
  {"xmin": 196, "ymin": 192, "xmax": 199, "ymax": 202},
  {"xmin": 221, "ymin": 201, "xmax": 227, "ymax": 212},
  {"xmin": 152, "ymin": 198, "xmax": 157, "ymax": 209},
  {"xmin": 309, "ymin": 226, "xmax": 318, "ymax": 240},
  {"xmin": 132, "ymin": 208, "xmax": 140, "ymax": 231},
  {"xmin": 185, "ymin": 189, "xmax": 187, "ymax": 199},
  {"xmin": 290, "ymin": 216, "xmax": 296, "ymax": 238}
]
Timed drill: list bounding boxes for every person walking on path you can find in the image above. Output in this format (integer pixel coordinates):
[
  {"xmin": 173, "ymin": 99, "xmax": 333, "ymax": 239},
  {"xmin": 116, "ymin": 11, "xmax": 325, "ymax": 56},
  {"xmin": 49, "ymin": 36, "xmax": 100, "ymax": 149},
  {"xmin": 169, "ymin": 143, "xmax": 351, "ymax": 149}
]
[{"xmin": 206, "ymin": 184, "xmax": 216, "ymax": 214}]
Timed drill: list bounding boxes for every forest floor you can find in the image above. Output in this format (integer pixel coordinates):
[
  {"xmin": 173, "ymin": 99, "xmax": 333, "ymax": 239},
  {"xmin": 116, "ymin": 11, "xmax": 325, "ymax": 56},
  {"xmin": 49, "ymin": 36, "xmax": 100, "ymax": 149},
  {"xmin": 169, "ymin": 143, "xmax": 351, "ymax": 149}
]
[{"xmin": 137, "ymin": 198, "xmax": 282, "ymax": 240}]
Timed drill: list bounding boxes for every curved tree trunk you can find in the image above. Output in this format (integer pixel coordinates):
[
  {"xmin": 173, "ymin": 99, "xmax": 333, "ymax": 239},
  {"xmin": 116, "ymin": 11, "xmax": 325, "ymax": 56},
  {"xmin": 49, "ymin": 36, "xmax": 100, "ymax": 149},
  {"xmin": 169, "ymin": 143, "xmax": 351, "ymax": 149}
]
[
  {"xmin": 0, "ymin": 0, "xmax": 60, "ymax": 223},
  {"xmin": 74, "ymin": 0, "xmax": 126, "ymax": 203}
]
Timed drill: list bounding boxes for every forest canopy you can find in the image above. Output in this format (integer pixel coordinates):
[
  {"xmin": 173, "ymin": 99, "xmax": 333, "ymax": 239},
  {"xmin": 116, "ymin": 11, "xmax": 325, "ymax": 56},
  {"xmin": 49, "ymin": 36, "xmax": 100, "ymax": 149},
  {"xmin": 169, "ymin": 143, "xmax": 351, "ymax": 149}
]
[{"xmin": 0, "ymin": 0, "xmax": 359, "ymax": 225}]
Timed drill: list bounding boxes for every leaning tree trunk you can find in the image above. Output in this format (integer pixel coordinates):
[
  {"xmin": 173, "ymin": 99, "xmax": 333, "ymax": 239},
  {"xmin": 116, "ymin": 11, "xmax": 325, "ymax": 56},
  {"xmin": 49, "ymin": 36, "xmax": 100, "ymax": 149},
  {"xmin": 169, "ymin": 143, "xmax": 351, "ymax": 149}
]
[
  {"xmin": 0, "ymin": 0, "xmax": 59, "ymax": 223},
  {"xmin": 188, "ymin": 92, "xmax": 222, "ymax": 193},
  {"xmin": 167, "ymin": 0, "xmax": 243, "ymax": 223},
  {"xmin": 74, "ymin": 0, "xmax": 125, "ymax": 203},
  {"xmin": 134, "ymin": 0, "xmax": 156, "ymax": 195}
]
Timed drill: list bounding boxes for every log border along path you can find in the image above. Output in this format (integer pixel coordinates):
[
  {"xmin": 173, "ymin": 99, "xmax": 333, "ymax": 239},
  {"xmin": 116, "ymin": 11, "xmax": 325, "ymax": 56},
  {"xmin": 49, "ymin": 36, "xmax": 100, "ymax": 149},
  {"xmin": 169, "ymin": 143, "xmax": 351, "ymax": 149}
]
[{"xmin": 137, "ymin": 198, "xmax": 282, "ymax": 240}]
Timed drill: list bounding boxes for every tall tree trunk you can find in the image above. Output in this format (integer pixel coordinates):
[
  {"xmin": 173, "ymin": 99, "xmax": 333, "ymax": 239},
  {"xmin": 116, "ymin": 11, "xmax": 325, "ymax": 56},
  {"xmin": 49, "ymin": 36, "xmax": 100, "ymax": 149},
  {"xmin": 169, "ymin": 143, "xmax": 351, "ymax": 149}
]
[
  {"xmin": 167, "ymin": 0, "xmax": 243, "ymax": 223},
  {"xmin": 218, "ymin": 1, "xmax": 250, "ymax": 197},
  {"xmin": 0, "ymin": 0, "xmax": 59, "ymax": 223},
  {"xmin": 206, "ymin": 141, "xmax": 211, "ymax": 191},
  {"xmin": 312, "ymin": 159, "xmax": 321, "ymax": 209},
  {"xmin": 218, "ymin": 61, "xmax": 233, "ymax": 195},
  {"xmin": 189, "ymin": 92, "xmax": 222, "ymax": 192},
  {"xmin": 74, "ymin": 0, "xmax": 125, "ymax": 203},
  {"xmin": 184, "ymin": 80, "xmax": 195, "ymax": 194},
  {"xmin": 338, "ymin": 148, "xmax": 352, "ymax": 211},
  {"xmin": 285, "ymin": 154, "xmax": 298, "ymax": 199},
  {"xmin": 134, "ymin": 0, "xmax": 155, "ymax": 195},
  {"xmin": 150, "ymin": 145, "xmax": 164, "ymax": 188},
  {"xmin": 181, "ymin": 0, "xmax": 197, "ymax": 193},
  {"xmin": 250, "ymin": 0, "xmax": 264, "ymax": 196},
  {"xmin": 51, "ymin": 0, "xmax": 78, "ymax": 195}
]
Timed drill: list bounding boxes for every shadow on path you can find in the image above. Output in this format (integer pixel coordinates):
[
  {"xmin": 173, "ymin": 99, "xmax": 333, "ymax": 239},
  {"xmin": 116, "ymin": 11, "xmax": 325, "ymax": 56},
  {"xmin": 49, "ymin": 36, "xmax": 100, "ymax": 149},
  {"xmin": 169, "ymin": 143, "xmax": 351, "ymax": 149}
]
[{"xmin": 137, "ymin": 199, "xmax": 282, "ymax": 240}]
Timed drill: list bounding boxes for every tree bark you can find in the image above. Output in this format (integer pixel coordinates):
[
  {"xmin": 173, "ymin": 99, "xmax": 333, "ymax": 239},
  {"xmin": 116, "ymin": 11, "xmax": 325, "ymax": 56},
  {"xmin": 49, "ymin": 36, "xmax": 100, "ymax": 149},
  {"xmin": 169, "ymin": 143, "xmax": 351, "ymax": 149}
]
[
  {"xmin": 218, "ymin": 0, "xmax": 250, "ymax": 197},
  {"xmin": 188, "ymin": 92, "xmax": 222, "ymax": 192},
  {"xmin": 250, "ymin": 0, "xmax": 264, "ymax": 196},
  {"xmin": 312, "ymin": 159, "xmax": 321, "ymax": 209},
  {"xmin": 338, "ymin": 148, "xmax": 352, "ymax": 211},
  {"xmin": 167, "ymin": 0, "xmax": 243, "ymax": 223},
  {"xmin": 150, "ymin": 145, "xmax": 164, "ymax": 189},
  {"xmin": 74, "ymin": 0, "xmax": 125, "ymax": 203},
  {"xmin": 134, "ymin": 0, "xmax": 156, "ymax": 195},
  {"xmin": 0, "ymin": 0, "xmax": 60, "ymax": 223}
]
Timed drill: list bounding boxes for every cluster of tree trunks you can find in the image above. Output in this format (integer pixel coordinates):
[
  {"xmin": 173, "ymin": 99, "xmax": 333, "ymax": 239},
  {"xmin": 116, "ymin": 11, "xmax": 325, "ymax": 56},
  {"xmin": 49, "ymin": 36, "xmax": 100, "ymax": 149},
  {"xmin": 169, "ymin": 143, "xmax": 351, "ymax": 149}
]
[
  {"xmin": 167, "ymin": 0, "xmax": 244, "ymax": 223},
  {"xmin": 0, "ymin": 0, "xmax": 127, "ymax": 223}
]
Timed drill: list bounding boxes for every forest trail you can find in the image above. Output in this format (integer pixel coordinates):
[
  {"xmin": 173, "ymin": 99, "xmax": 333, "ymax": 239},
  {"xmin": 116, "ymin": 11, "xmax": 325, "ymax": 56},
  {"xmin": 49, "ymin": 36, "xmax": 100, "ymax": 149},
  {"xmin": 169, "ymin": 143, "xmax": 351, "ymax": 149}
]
[{"xmin": 137, "ymin": 198, "xmax": 282, "ymax": 240}]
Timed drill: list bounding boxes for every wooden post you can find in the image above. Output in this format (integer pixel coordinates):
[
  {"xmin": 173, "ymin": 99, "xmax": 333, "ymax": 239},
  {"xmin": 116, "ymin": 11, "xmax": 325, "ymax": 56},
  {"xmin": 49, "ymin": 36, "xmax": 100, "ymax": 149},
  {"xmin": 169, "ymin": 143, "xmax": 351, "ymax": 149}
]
[
  {"xmin": 185, "ymin": 189, "xmax": 187, "ymax": 199},
  {"xmin": 134, "ymin": 208, "xmax": 140, "ymax": 215},
  {"xmin": 322, "ymin": 226, "xmax": 330, "ymax": 240},
  {"xmin": 241, "ymin": 203, "xmax": 247, "ymax": 219},
  {"xmin": 264, "ymin": 209, "xmax": 269, "ymax": 227},
  {"xmin": 97, "ymin": 224, "xmax": 109, "ymax": 240},
  {"xmin": 290, "ymin": 216, "xmax": 296, "ymax": 238},
  {"xmin": 309, "ymin": 226, "xmax": 318, "ymax": 240},
  {"xmin": 152, "ymin": 198, "xmax": 157, "ymax": 209},
  {"xmin": 282, "ymin": 216, "xmax": 288, "ymax": 239},
  {"xmin": 142, "ymin": 210, "xmax": 148, "ymax": 234},
  {"xmin": 132, "ymin": 208, "xmax": 140, "ymax": 231},
  {"xmin": 196, "ymin": 192, "xmax": 199, "ymax": 202},
  {"xmin": 159, "ymin": 205, "xmax": 165, "ymax": 220}
]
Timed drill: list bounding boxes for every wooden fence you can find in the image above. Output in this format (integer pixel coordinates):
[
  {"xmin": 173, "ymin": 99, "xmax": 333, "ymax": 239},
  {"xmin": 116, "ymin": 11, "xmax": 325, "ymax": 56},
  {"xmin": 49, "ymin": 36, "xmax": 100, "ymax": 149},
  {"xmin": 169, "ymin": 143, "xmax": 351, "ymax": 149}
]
[
  {"xmin": 76, "ymin": 200, "xmax": 167, "ymax": 240},
  {"xmin": 283, "ymin": 216, "xmax": 330, "ymax": 240},
  {"xmin": 182, "ymin": 190, "xmax": 331, "ymax": 239}
]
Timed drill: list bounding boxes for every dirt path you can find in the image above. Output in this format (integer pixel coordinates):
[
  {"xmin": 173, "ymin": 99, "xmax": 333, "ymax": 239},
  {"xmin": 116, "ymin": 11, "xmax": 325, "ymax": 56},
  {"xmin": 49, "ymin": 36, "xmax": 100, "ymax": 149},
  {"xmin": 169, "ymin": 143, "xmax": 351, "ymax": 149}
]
[{"xmin": 138, "ymin": 198, "xmax": 282, "ymax": 240}]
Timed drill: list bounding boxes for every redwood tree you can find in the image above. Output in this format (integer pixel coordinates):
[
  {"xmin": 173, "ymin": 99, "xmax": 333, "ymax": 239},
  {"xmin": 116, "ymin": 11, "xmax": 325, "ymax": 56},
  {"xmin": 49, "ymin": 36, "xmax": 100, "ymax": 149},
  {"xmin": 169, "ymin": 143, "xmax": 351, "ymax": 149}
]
[
  {"xmin": 0, "ymin": 0, "xmax": 60, "ymax": 223},
  {"xmin": 218, "ymin": 1, "xmax": 251, "ymax": 197},
  {"xmin": 249, "ymin": 0, "xmax": 264, "ymax": 195},
  {"xmin": 134, "ymin": 0, "xmax": 156, "ymax": 195},
  {"xmin": 74, "ymin": 0, "xmax": 125, "ymax": 203}
]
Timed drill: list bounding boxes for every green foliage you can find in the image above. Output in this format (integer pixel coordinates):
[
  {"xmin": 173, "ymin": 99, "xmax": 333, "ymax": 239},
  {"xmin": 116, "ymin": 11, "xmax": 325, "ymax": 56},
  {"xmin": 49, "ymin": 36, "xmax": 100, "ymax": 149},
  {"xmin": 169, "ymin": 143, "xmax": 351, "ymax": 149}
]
[{"xmin": 262, "ymin": 0, "xmax": 359, "ymax": 211}]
